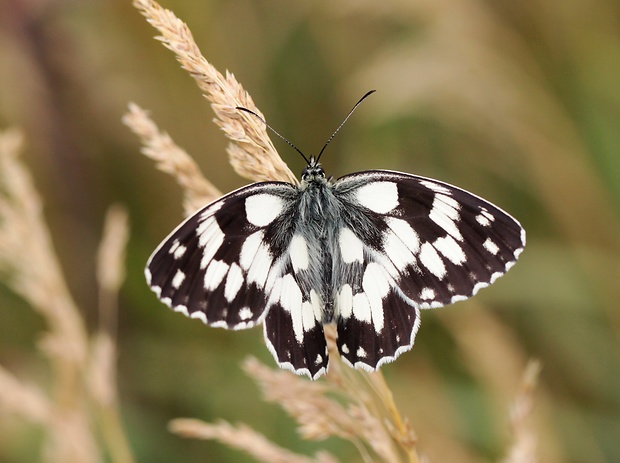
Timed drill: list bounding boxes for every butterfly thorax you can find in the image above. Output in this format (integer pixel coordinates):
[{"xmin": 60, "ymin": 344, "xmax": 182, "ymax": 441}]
[{"xmin": 291, "ymin": 159, "xmax": 345, "ymax": 322}]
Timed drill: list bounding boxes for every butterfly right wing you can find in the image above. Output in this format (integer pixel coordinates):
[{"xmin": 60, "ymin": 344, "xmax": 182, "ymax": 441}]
[
  {"xmin": 330, "ymin": 170, "xmax": 525, "ymax": 371},
  {"xmin": 145, "ymin": 181, "xmax": 296, "ymax": 330}
]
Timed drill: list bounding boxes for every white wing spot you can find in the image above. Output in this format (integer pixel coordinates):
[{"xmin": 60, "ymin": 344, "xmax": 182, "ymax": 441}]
[
  {"xmin": 301, "ymin": 300, "xmax": 318, "ymax": 337},
  {"xmin": 245, "ymin": 194, "xmax": 284, "ymax": 227},
  {"xmin": 199, "ymin": 202, "xmax": 222, "ymax": 220},
  {"xmin": 476, "ymin": 213, "xmax": 491, "ymax": 227},
  {"xmin": 341, "ymin": 343, "xmax": 349, "ymax": 354},
  {"xmin": 384, "ymin": 229, "xmax": 415, "ymax": 271},
  {"xmin": 240, "ymin": 231, "xmax": 263, "ymax": 270},
  {"xmin": 239, "ymin": 307, "xmax": 253, "ymax": 321},
  {"xmin": 339, "ymin": 228, "xmax": 364, "ymax": 263},
  {"xmin": 315, "ymin": 354, "xmax": 323, "ymax": 365},
  {"xmin": 190, "ymin": 311, "xmax": 207, "ymax": 324},
  {"xmin": 419, "ymin": 242, "xmax": 447, "ymax": 279},
  {"xmin": 434, "ymin": 235, "xmax": 466, "ymax": 265},
  {"xmin": 310, "ymin": 290, "xmax": 323, "ymax": 324},
  {"xmin": 352, "ymin": 293, "xmax": 371, "ymax": 323},
  {"xmin": 356, "ymin": 346, "xmax": 367, "ymax": 358},
  {"xmin": 290, "ymin": 234, "xmax": 309, "ymax": 271},
  {"xmin": 174, "ymin": 305, "xmax": 189, "ymax": 316},
  {"xmin": 362, "ymin": 263, "xmax": 390, "ymax": 333},
  {"xmin": 279, "ymin": 274, "xmax": 304, "ymax": 343},
  {"xmin": 197, "ymin": 217, "xmax": 225, "ymax": 268},
  {"xmin": 482, "ymin": 209, "xmax": 495, "ymax": 222},
  {"xmin": 429, "ymin": 194, "xmax": 462, "ymax": 240},
  {"xmin": 240, "ymin": 231, "xmax": 273, "ymax": 289},
  {"xmin": 483, "ymin": 238, "xmax": 500, "ymax": 255},
  {"xmin": 337, "ymin": 284, "xmax": 353, "ymax": 319},
  {"xmin": 355, "ymin": 181, "xmax": 399, "ymax": 213},
  {"xmin": 420, "ymin": 287, "xmax": 436, "ymax": 300},
  {"xmin": 169, "ymin": 240, "xmax": 187, "ymax": 259},
  {"xmin": 247, "ymin": 243, "xmax": 273, "ymax": 289},
  {"xmin": 224, "ymin": 262, "xmax": 244, "ymax": 302},
  {"xmin": 171, "ymin": 269, "xmax": 186, "ymax": 289},
  {"xmin": 386, "ymin": 217, "xmax": 420, "ymax": 254},
  {"xmin": 204, "ymin": 260, "xmax": 229, "ymax": 290},
  {"xmin": 419, "ymin": 180, "xmax": 452, "ymax": 195},
  {"xmin": 472, "ymin": 280, "xmax": 490, "ymax": 295},
  {"xmin": 490, "ymin": 271, "xmax": 503, "ymax": 284},
  {"xmin": 173, "ymin": 244, "xmax": 187, "ymax": 259}
]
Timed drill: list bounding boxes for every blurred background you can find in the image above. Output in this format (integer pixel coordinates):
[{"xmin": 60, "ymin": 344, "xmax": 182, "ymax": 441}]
[{"xmin": 1, "ymin": 0, "xmax": 620, "ymax": 461}]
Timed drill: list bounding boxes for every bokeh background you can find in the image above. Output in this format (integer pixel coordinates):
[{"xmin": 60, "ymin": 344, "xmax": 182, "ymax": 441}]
[{"xmin": 1, "ymin": 0, "xmax": 620, "ymax": 461}]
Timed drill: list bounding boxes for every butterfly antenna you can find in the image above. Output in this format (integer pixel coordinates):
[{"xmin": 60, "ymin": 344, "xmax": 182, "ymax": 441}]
[
  {"xmin": 236, "ymin": 107, "xmax": 310, "ymax": 165},
  {"xmin": 316, "ymin": 89, "xmax": 376, "ymax": 163}
]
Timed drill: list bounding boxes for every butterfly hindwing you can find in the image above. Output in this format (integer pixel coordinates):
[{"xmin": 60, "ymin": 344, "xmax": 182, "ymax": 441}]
[
  {"xmin": 263, "ymin": 262, "xmax": 328, "ymax": 379},
  {"xmin": 332, "ymin": 251, "xmax": 422, "ymax": 371}
]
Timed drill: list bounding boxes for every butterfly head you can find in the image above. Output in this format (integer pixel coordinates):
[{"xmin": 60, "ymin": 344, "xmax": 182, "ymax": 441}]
[{"xmin": 301, "ymin": 157, "xmax": 327, "ymax": 185}]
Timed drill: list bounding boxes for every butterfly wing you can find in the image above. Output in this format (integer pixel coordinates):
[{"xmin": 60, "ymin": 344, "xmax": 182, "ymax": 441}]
[
  {"xmin": 146, "ymin": 181, "xmax": 297, "ymax": 330},
  {"xmin": 146, "ymin": 181, "xmax": 329, "ymax": 379},
  {"xmin": 331, "ymin": 170, "xmax": 525, "ymax": 370},
  {"xmin": 262, "ymin": 260, "xmax": 329, "ymax": 379}
]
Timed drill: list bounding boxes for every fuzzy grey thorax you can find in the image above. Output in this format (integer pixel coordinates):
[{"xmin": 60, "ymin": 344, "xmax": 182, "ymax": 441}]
[{"xmin": 294, "ymin": 157, "xmax": 344, "ymax": 322}]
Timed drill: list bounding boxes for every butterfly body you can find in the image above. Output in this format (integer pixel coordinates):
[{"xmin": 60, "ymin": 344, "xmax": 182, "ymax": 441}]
[{"xmin": 146, "ymin": 158, "xmax": 525, "ymax": 379}]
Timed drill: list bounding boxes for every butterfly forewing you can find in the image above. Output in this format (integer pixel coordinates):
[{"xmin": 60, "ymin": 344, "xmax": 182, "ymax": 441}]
[
  {"xmin": 335, "ymin": 170, "xmax": 525, "ymax": 304},
  {"xmin": 146, "ymin": 182, "xmax": 295, "ymax": 329}
]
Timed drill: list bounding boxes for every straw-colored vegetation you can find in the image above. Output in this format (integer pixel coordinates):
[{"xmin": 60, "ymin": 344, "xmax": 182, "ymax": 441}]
[{"xmin": 0, "ymin": 130, "xmax": 133, "ymax": 462}]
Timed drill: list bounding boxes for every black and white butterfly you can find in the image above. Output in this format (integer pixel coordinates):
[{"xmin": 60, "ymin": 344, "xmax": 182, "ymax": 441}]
[{"xmin": 146, "ymin": 93, "xmax": 525, "ymax": 379}]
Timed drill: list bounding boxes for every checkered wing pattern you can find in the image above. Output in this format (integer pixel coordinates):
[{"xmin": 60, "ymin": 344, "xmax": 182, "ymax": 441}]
[{"xmin": 329, "ymin": 170, "xmax": 525, "ymax": 371}]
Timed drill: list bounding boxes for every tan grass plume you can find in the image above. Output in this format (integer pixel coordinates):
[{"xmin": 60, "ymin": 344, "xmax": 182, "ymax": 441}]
[{"xmin": 132, "ymin": 0, "xmax": 296, "ymax": 186}]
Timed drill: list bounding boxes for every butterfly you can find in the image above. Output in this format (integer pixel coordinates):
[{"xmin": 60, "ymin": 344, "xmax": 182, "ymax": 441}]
[{"xmin": 145, "ymin": 92, "xmax": 525, "ymax": 379}]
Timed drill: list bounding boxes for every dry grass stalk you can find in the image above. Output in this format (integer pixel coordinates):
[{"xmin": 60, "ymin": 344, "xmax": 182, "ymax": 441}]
[
  {"xmin": 0, "ymin": 128, "xmax": 88, "ymax": 366},
  {"xmin": 0, "ymin": 365, "xmax": 52, "ymax": 424},
  {"xmin": 91, "ymin": 205, "xmax": 135, "ymax": 463},
  {"xmin": 96, "ymin": 204, "xmax": 130, "ymax": 335},
  {"xmin": 0, "ymin": 128, "xmax": 97, "ymax": 462},
  {"xmin": 122, "ymin": 102, "xmax": 220, "ymax": 214},
  {"xmin": 501, "ymin": 360, "xmax": 541, "ymax": 463},
  {"xmin": 132, "ymin": 0, "xmax": 297, "ymax": 185},
  {"xmin": 170, "ymin": 418, "xmax": 339, "ymax": 463},
  {"xmin": 0, "ymin": 129, "xmax": 134, "ymax": 462}
]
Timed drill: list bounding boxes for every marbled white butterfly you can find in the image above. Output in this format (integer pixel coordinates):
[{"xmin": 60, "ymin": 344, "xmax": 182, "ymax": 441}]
[{"xmin": 145, "ymin": 92, "xmax": 525, "ymax": 379}]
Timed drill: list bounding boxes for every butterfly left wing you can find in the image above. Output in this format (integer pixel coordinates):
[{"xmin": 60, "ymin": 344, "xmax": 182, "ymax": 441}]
[
  {"xmin": 145, "ymin": 181, "xmax": 296, "ymax": 330},
  {"xmin": 331, "ymin": 170, "xmax": 526, "ymax": 370},
  {"xmin": 146, "ymin": 181, "xmax": 330, "ymax": 378}
]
